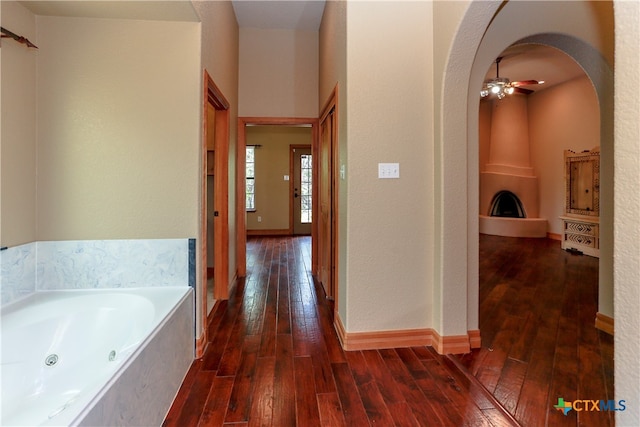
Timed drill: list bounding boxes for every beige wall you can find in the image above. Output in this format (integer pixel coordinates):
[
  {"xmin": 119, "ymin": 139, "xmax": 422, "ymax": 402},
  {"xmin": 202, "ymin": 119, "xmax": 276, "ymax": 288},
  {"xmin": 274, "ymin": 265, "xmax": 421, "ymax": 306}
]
[
  {"xmin": 238, "ymin": 27, "xmax": 318, "ymax": 117},
  {"xmin": 433, "ymin": 0, "xmax": 477, "ymax": 336},
  {"xmin": 613, "ymin": 3, "xmax": 640, "ymax": 423},
  {"xmin": 245, "ymin": 126, "xmax": 311, "ymax": 231},
  {"xmin": 529, "ymin": 75, "xmax": 600, "ymax": 236},
  {"xmin": 191, "ymin": 0, "xmax": 240, "ymax": 333},
  {"xmin": 1, "ymin": 1, "xmax": 38, "ymax": 247},
  {"xmin": 344, "ymin": 1, "xmax": 434, "ymax": 332},
  {"xmin": 319, "ymin": 0, "xmax": 348, "ymax": 317},
  {"xmin": 35, "ymin": 16, "xmax": 201, "ymax": 241}
]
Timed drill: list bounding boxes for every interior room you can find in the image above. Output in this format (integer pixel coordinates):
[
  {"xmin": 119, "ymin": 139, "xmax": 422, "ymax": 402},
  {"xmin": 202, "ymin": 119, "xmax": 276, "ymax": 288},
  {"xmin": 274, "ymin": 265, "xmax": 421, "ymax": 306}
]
[{"xmin": 1, "ymin": 1, "xmax": 637, "ymax": 426}]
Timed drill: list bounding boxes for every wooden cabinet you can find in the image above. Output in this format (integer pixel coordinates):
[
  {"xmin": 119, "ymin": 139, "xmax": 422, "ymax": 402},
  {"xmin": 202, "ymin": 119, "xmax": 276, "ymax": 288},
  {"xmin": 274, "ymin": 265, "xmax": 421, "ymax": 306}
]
[
  {"xmin": 560, "ymin": 148, "xmax": 599, "ymax": 258},
  {"xmin": 560, "ymin": 215, "xmax": 599, "ymax": 257}
]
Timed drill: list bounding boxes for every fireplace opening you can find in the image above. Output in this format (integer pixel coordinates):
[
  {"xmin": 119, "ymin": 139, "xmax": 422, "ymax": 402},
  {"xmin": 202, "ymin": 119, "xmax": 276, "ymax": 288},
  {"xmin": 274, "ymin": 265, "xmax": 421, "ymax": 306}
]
[{"xmin": 489, "ymin": 191, "xmax": 526, "ymax": 218}]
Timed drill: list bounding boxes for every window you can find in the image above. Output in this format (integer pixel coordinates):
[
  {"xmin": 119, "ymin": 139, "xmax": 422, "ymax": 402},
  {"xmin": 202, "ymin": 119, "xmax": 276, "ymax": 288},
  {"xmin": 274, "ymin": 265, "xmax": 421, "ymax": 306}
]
[
  {"xmin": 246, "ymin": 146, "xmax": 255, "ymax": 210},
  {"xmin": 300, "ymin": 154, "xmax": 312, "ymax": 223}
]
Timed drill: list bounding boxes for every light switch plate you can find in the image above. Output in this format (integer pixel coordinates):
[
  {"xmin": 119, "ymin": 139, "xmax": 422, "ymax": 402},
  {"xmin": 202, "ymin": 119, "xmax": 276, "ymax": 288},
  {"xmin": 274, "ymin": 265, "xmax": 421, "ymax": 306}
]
[
  {"xmin": 378, "ymin": 163, "xmax": 400, "ymax": 179},
  {"xmin": 284, "ymin": 175, "xmax": 289, "ymax": 181}
]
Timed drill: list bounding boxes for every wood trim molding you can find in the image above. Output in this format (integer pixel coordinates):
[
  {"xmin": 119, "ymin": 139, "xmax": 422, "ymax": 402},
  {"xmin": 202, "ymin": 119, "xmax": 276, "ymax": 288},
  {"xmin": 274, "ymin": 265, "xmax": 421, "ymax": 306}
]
[
  {"xmin": 236, "ymin": 119, "xmax": 247, "ymax": 278},
  {"xmin": 196, "ymin": 332, "xmax": 207, "ymax": 358},
  {"xmin": 334, "ymin": 312, "xmax": 481, "ymax": 354},
  {"xmin": 432, "ymin": 333, "xmax": 473, "ymax": 355},
  {"xmin": 247, "ymin": 229, "xmax": 291, "ymax": 236},
  {"xmin": 547, "ymin": 232, "xmax": 562, "ymax": 241},
  {"xmin": 198, "ymin": 70, "xmax": 230, "ymax": 359},
  {"xmin": 595, "ymin": 312, "xmax": 614, "ymax": 335},
  {"xmin": 468, "ymin": 329, "xmax": 482, "ymax": 348}
]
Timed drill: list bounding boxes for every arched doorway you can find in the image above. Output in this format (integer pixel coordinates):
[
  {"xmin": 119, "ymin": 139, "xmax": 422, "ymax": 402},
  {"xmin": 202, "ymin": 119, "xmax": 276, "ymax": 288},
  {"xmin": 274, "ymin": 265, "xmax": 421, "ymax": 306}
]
[{"xmin": 437, "ymin": 0, "xmax": 614, "ymax": 350}]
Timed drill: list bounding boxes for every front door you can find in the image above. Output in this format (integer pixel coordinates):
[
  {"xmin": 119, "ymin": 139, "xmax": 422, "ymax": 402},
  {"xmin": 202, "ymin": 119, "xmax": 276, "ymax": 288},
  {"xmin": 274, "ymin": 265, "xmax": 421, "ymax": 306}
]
[{"xmin": 292, "ymin": 146, "xmax": 312, "ymax": 235}]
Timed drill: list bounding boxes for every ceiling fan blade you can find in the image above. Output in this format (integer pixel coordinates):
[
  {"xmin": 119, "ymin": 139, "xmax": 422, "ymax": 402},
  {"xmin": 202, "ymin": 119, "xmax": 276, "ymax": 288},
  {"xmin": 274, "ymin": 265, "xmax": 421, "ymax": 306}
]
[
  {"xmin": 514, "ymin": 87, "xmax": 533, "ymax": 95},
  {"xmin": 511, "ymin": 80, "xmax": 542, "ymax": 87}
]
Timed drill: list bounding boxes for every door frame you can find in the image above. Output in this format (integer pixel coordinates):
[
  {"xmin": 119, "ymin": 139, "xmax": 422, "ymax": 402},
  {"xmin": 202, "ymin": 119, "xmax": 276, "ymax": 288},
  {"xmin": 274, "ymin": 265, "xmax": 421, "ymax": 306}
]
[
  {"xmin": 199, "ymin": 70, "xmax": 230, "ymax": 357},
  {"xmin": 317, "ymin": 86, "xmax": 339, "ymax": 304},
  {"xmin": 290, "ymin": 144, "xmax": 313, "ymax": 235},
  {"xmin": 236, "ymin": 117, "xmax": 318, "ymax": 278}
]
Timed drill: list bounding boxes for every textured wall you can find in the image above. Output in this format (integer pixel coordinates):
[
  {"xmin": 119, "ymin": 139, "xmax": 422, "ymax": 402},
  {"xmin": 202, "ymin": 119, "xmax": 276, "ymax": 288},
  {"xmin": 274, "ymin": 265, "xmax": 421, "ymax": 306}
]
[
  {"xmin": 245, "ymin": 126, "xmax": 312, "ymax": 231},
  {"xmin": 191, "ymin": 0, "xmax": 240, "ymax": 338},
  {"xmin": 239, "ymin": 27, "xmax": 318, "ymax": 117},
  {"xmin": 613, "ymin": 1, "xmax": 640, "ymax": 424},
  {"xmin": 35, "ymin": 16, "xmax": 201, "ymax": 241},
  {"xmin": 318, "ymin": 0, "xmax": 348, "ymax": 321},
  {"xmin": 344, "ymin": 1, "xmax": 433, "ymax": 332},
  {"xmin": 1, "ymin": 1, "xmax": 37, "ymax": 247},
  {"xmin": 528, "ymin": 76, "xmax": 600, "ymax": 236}
]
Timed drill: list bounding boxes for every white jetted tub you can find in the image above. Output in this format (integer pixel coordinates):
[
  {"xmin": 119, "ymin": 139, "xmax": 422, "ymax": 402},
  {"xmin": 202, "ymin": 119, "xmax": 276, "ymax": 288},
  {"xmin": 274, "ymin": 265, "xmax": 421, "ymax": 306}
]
[{"xmin": 1, "ymin": 287, "xmax": 193, "ymax": 426}]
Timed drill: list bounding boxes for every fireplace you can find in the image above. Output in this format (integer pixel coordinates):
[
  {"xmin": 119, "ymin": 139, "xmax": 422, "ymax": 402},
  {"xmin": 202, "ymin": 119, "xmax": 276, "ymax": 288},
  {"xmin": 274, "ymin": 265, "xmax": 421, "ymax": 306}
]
[
  {"xmin": 479, "ymin": 95, "xmax": 547, "ymax": 238},
  {"xmin": 490, "ymin": 191, "xmax": 525, "ymax": 218}
]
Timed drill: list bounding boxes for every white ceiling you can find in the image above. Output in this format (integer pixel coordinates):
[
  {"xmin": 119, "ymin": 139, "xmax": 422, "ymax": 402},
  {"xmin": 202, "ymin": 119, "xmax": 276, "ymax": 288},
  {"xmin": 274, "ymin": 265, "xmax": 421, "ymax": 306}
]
[
  {"xmin": 232, "ymin": 0, "xmax": 326, "ymax": 31},
  {"xmin": 486, "ymin": 43, "xmax": 587, "ymax": 92},
  {"xmin": 20, "ymin": 1, "xmax": 200, "ymax": 22}
]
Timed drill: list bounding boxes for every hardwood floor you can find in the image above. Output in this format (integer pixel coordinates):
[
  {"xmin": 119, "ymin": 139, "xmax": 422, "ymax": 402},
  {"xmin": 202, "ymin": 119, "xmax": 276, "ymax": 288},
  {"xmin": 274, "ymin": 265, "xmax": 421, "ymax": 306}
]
[
  {"xmin": 164, "ymin": 236, "xmax": 518, "ymax": 426},
  {"xmin": 163, "ymin": 235, "xmax": 613, "ymax": 427},
  {"xmin": 456, "ymin": 234, "xmax": 614, "ymax": 427}
]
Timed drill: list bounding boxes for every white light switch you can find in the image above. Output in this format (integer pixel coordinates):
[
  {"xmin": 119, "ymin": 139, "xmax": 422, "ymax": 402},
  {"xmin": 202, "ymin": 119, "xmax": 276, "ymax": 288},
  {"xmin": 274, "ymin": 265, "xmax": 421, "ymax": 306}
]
[
  {"xmin": 378, "ymin": 163, "xmax": 400, "ymax": 179},
  {"xmin": 284, "ymin": 175, "xmax": 289, "ymax": 181}
]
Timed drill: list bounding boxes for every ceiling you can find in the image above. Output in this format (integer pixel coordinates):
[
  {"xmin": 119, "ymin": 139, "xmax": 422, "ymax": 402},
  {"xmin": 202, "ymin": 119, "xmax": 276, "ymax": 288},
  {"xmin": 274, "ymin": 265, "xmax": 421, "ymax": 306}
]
[
  {"xmin": 485, "ymin": 43, "xmax": 586, "ymax": 93},
  {"xmin": 20, "ymin": 1, "xmax": 200, "ymax": 22},
  {"xmin": 19, "ymin": 1, "xmax": 585, "ymax": 93},
  {"xmin": 232, "ymin": 0, "xmax": 326, "ymax": 31}
]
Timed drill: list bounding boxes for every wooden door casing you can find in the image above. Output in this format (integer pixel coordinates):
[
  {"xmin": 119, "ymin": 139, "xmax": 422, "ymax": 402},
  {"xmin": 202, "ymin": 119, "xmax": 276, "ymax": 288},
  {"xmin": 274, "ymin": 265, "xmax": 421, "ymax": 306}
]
[
  {"xmin": 317, "ymin": 85, "xmax": 338, "ymax": 303},
  {"xmin": 198, "ymin": 70, "xmax": 230, "ymax": 358},
  {"xmin": 318, "ymin": 115, "xmax": 333, "ymax": 297}
]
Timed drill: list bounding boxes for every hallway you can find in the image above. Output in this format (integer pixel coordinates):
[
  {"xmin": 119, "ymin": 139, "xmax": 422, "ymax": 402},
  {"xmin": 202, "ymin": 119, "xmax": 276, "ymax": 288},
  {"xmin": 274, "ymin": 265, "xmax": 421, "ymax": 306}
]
[
  {"xmin": 164, "ymin": 235, "xmax": 614, "ymax": 426},
  {"xmin": 163, "ymin": 236, "xmax": 517, "ymax": 426}
]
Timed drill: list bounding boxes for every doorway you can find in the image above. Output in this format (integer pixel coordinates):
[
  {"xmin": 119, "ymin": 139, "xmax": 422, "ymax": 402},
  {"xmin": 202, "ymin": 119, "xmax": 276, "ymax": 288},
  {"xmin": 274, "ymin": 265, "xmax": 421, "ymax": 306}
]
[
  {"xmin": 291, "ymin": 145, "xmax": 312, "ymax": 235},
  {"xmin": 199, "ymin": 70, "xmax": 230, "ymax": 357},
  {"xmin": 316, "ymin": 86, "xmax": 339, "ymax": 303},
  {"xmin": 236, "ymin": 118, "xmax": 318, "ymax": 278}
]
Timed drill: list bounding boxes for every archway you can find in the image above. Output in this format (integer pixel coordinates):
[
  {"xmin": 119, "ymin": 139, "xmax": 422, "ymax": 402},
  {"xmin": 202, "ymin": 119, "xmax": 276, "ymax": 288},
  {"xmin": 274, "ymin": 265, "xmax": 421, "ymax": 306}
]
[{"xmin": 438, "ymin": 0, "xmax": 613, "ymax": 350}]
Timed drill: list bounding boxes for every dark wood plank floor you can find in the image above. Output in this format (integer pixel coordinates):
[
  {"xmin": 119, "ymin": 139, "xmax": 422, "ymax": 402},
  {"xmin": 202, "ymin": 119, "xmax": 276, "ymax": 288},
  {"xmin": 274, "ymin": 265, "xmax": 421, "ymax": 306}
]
[
  {"xmin": 456, "ymin": 234, "xmax": 614, "ymax": 427},
  {"xmin": 163, "ymin": 235, "xmax": 613, "ymax": 427},
  {"xmin": 163, "ymin": 236, "xmax": 518, "ymax": 427}
]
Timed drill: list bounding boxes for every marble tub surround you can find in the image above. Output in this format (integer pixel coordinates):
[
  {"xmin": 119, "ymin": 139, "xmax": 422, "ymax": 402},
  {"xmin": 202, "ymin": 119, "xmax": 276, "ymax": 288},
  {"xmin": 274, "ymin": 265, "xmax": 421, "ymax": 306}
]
[
  {"xmin": 37, "ymin": 239, "xmax": 192, "ymax": 290},
  {"xmin": 0, "ymin": 243, "xmax": 37, "ymax": 306},
  {"xmin": 1, "ymin": 238, "xmax": 195, "ymax": 306}
]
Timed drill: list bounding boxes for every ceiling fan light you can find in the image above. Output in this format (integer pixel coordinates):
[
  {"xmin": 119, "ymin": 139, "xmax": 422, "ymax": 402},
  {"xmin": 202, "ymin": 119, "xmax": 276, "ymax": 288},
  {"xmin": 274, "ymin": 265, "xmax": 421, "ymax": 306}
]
[
  {"xmin": 490, "ymin": 85, "xmax": 501, "ymax": 94},
  {"xmin": 480, "ymin": 88, "xmax": 489, "ymax": 97},
  {"xmin": 505, "ymin": 86, "xmax": 515, "ymax": 95}
]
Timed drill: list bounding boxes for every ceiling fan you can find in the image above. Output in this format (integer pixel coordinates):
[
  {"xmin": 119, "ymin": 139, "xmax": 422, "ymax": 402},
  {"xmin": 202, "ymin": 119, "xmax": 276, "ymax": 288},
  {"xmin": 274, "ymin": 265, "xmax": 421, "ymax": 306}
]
[{"xmin": 480, "ymin": 57, "xmax": 544, "ymax": 99}]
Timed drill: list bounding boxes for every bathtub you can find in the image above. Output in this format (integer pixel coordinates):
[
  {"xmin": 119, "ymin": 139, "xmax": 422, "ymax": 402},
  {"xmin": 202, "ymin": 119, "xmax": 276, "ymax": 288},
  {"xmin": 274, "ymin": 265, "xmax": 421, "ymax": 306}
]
[{"xmin": 1, "ymin": 287, "xmax": 194, "ymax": 426}]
